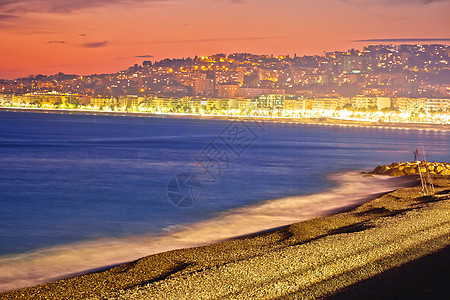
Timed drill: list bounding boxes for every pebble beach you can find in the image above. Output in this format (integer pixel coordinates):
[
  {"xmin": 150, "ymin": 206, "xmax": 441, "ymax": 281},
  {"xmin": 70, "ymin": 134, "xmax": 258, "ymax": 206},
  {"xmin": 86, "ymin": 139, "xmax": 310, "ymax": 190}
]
[{"xmin": 1, "ymin": 174, "xmax": 449, "ymax": 299}]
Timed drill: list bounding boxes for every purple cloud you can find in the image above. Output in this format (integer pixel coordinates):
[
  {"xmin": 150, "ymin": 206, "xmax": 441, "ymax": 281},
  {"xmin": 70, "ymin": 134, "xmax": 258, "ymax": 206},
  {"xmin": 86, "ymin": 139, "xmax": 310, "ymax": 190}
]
[
  {"xmin": 0, "ymin": 0, "xmax": 169, "ymax": 14},
  {"xmin": 47, "ymin": 40, "xmax": 65, "ymax": 44},
  {"xmin": 0, "ymin": 13, "xmax": 15, "ymax": 19},
  {"xmin": 340, "ymin": 0, "xmax": 447, "ymax": 5},
  {"xmin": 0, "ymin": 13, "xmax": 16, "ymax": 28},
  {"xmin": 135, "ymin": 55, "xmax": 154, "ymax": 58},
  {"xmin": 81, "ymin": 40, "xmax": 108, "ymax": 48}
]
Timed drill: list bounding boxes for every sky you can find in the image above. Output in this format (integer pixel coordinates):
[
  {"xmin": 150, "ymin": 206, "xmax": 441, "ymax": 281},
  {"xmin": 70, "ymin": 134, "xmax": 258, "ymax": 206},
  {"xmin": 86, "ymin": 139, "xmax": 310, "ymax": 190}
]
[{"xmin": 0, "ymin": 0, "xmax": 449, "ymax": 79}]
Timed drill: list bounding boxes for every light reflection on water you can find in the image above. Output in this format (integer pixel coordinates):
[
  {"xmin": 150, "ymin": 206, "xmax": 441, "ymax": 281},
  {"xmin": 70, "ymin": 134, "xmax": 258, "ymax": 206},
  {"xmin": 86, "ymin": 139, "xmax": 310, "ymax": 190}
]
[{"xmin": 0, "ymin": 111, "xmax": 448, "ymax": 257}]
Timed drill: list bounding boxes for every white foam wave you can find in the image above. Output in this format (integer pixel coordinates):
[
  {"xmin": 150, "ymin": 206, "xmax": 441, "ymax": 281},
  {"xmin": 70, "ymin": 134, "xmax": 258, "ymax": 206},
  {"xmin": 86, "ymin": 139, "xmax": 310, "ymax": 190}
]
[{"xmin": 0, "ymin": 172, "xmax": 415, "ymax": 292}]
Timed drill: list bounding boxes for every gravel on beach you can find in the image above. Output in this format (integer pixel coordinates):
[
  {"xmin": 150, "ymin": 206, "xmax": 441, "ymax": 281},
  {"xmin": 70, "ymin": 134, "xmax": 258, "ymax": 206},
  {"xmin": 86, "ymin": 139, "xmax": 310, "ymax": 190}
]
[{"xmin": 1, "ymin": 176, "xmax": 449, "ymax": 300}]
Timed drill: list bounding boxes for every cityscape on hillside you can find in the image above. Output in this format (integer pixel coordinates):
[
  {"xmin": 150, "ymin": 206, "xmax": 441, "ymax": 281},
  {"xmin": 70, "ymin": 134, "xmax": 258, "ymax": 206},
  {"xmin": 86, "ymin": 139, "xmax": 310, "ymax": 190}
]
[{"xmin": 1, "ymin": 44, "xmax": 449, "ymax": 123}]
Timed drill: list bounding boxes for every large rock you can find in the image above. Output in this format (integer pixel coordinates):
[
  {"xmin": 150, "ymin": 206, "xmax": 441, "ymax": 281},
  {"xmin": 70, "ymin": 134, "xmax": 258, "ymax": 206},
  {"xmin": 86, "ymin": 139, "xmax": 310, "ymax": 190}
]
[
  {"xmin": 389, "ymin": 169, "xmax": 405, "ymax": 177},
  {"xmin": 372, "ymin": 165, "xmax": 383, "ymax": 174},
  {"xmin": 403, "ymin": 167, "xmax": 416, "ymax": 175},
  {"xmin": 371, "ymin": 161, "xmax": 449, "ymax": 177},
  {"xmin": 439, "ymin": 169, "xmax": 450, "ymax": 175},
  {"xmin": 381, "ymin": 165, "xmax": 391, "ymax": 175}
]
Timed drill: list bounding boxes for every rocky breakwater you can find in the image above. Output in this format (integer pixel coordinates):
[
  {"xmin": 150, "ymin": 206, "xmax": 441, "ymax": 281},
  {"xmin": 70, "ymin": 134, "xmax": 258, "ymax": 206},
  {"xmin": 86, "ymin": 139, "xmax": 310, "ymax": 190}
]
[{"xmin": 371, "ymin": 162, "xmax": 450, "ymax": 177}]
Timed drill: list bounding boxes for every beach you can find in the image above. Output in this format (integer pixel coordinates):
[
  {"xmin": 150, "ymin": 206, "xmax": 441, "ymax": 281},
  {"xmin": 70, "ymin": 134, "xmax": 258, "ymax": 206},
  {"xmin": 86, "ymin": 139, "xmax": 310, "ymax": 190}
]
[
  {"xmin": 1, "ymin": 107, "xmax": 449, "ymax": 132},
  {"xmin": 0, "ymin": 172, "xmax": 415, "ymax": 293},
  {"xmin": 1, "ymin": 174, "xmax": 448, "ymax": 299}
]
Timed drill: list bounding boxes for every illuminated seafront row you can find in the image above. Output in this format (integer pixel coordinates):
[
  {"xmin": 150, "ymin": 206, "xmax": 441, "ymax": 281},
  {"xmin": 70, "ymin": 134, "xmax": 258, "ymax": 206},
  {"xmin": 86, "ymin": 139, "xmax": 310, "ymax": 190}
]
[{"xmin": 1, "ymin": 93, "xmax": 449, "ymax": 125}]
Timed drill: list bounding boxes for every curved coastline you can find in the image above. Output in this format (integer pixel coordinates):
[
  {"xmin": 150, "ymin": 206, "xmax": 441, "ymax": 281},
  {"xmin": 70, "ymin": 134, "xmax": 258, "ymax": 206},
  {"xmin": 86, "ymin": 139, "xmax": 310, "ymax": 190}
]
[
  {"xmin": 1, "ymin": 107, "xmax": 449, "ymax": 132},
  {"xmin": 1, "ymin": 174, "xmax": 448, "ymax": 299},
  {"xmin": 0, "ymin": 171, "xmax": 417, "ymax": 294}
]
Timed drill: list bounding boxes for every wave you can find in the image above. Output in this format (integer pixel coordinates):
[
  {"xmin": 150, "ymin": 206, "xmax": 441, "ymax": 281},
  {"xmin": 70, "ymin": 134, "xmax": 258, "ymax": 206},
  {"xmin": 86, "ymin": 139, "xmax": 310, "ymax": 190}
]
[{"xmin": 0, "ymin": 171, "xmax": 416, "ymax": 292}]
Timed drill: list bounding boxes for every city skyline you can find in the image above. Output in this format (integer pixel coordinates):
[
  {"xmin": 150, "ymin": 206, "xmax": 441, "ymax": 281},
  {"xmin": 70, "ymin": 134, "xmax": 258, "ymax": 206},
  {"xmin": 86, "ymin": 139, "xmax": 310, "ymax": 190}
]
[
  {"xmin": 2, "ymin": 43, "xmax": 448, "ymax": 101},
  {"xmin": 1, "ymin": 0, "xmax": 449, "ymax": 79}
]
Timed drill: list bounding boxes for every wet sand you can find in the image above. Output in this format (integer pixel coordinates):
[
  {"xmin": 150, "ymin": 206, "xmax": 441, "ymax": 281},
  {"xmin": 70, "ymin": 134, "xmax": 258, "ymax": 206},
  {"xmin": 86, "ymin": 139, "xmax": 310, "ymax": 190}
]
[{"xmin": 1, "ymin": 175, "xmax": 449, "ymax": 299}]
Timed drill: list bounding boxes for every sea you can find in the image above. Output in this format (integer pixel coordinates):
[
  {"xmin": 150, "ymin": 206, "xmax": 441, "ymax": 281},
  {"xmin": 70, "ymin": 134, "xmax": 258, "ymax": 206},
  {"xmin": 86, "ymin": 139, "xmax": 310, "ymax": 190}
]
[{"xmin": 0, "ymin": 110, "xmax": 448, "ymax": 291}]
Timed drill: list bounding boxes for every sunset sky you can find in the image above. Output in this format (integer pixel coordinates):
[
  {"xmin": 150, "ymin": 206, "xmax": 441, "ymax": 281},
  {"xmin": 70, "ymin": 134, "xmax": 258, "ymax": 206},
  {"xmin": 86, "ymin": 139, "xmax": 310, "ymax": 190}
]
[{"xmin": 0, "ymin": 0, "xmax": 449, "ymax": 79}]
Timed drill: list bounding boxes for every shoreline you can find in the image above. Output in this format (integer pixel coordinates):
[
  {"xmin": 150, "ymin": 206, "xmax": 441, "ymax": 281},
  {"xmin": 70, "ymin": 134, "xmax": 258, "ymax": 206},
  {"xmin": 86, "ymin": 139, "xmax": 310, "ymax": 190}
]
[
  {"xmin": 2, "ymin": 174, "xmax": 449, "ymax": 299},
  {"xmin": 2, "ymin": 107, "xmax": 449, "ymax": 132},
  {"xmin": 0, "ymin": 171, "xmax": 416, "ymax": 293}
]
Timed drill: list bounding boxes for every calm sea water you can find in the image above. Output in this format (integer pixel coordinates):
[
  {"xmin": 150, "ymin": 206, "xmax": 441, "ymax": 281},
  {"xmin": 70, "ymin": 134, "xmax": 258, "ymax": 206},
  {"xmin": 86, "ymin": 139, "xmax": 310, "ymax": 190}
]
[{"xmin": 0, "ymin": 111, "xmax": 448, "ymax": 257}]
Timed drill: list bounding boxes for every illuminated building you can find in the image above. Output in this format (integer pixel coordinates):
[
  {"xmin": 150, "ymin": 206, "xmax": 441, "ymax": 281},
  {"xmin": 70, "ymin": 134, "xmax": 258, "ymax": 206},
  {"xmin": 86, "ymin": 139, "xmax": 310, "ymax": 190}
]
[
  {"xmin": 194, "ymin": 79, "xmax": 214, "ymax": 96},
  {"xmin": 217, "ymin": 84, "xmax": 240, "ymax": 98}
]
